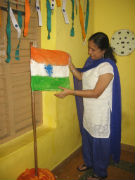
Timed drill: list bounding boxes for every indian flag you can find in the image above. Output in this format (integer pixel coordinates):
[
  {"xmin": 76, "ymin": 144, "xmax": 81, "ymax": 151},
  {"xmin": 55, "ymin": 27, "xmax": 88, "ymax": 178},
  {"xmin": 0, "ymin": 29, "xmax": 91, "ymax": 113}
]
[{"xmin": 30, "ymin": 47, "xmax": 70, "ymax": 91}]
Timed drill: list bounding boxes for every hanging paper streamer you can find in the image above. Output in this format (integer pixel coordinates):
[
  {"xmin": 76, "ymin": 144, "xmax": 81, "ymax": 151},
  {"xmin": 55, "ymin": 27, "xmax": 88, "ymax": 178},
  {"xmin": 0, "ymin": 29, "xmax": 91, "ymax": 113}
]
[
  {"xmin": 5, "ymin": 0, "xmax": 11, "ymax": 63},
  {"xmin": 15, "ymin": 41, "xmax": 21, "ymax": 60},
  {"xmin": 56, "ymin": 0, "xmax": 61, "ymax": 7},
  {"xmin": 15, "ymin": 12, "xmax": 22, "ymax": 60},
  {"xmin": 51, "ymin": 0, "xmax": 55, "ymax": 10},
  {"xmin": 62, "ymin": 0, "xmax": 69, "ymax": 24},
  {"xmin": 10, "ymin": 7, "xmax": 21, "ymax": 38},
  {"xmin": 83, "ymin": 0, "xmax": 87, "ymax": 16},
  {"xmin": 79, "ymin": 0, "xmax": 86, "ymax": 41},
  {"xmin": 36, "ymin": 0, "xmax": 42, "ymax": 26},
  {"xmin": 70, "ymin": 0, "xmax": 74, "ymax": 37},
  {"xmin": 85, "ymin": 0, "xmax": 89, "ymax": 34},
  {"xmin": 30, "ymin": 47, "xmax": 70, "ymax": 91},
  {"xmin": 46, "ymin": 0, "xmax": 51, "ymax": 39},
  {"xmin": 24, "ymin": 0, "xmax": 30, "ymax": 37}
]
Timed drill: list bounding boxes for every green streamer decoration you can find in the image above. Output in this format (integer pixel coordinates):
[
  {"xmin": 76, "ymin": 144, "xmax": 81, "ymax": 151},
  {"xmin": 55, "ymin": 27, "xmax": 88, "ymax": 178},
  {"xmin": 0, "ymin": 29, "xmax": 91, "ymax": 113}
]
[
  {"xmin": 85, "ymin": 0, "xmax": 89, "ymax": 34},
  {"xmin": 46, "ymin": 0, "xmax": 51, "ymax": 39},
  {"xmin": 70, "ymin": 0, "xmax": 74, "ymax": 37},
  {"xmin": 15, "ymin": 11, "xmax": 22, "ymax": 60},
  {"xmin": 5, "ymin": 0, "xmax": 11, "ymax": 63}
]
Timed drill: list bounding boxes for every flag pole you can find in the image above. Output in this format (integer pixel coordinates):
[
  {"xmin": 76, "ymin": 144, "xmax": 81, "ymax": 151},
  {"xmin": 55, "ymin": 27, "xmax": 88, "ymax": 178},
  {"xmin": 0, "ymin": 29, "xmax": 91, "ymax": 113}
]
[{"xmin": 30, "ymin": 42, "xmax": 38, "ymax": 176}]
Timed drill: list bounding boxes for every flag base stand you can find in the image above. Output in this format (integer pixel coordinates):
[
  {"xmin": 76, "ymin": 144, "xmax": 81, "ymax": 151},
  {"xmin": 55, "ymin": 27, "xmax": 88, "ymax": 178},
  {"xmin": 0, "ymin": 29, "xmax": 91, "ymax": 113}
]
[
  {"xmin": 17, "ymin": 168, "xmax": 56, "ymax": 180},
  {"xmin": 16, "ymin": 43, "xmax": 56, "ymax": 180}
]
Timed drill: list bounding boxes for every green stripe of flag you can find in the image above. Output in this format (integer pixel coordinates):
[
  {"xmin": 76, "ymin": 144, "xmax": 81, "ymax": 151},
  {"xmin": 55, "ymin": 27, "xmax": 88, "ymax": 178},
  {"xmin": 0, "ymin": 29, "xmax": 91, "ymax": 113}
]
[{"xmin": 31, "ymin": 76, "xmax": 70, "ymax": 91}]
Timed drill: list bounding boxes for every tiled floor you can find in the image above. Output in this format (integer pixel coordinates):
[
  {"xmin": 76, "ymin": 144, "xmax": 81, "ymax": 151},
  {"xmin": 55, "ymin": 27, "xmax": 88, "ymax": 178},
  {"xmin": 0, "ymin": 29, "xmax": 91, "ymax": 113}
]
[{"xmin": 52, "ymin": 147, "xmax": 135, "ymax": 180}]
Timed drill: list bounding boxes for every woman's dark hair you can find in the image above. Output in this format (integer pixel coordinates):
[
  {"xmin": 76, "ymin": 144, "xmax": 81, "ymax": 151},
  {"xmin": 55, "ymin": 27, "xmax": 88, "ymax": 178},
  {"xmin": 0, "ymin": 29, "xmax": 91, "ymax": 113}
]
[{"xmin": 88, "ymin": 32, "xmax": 117, "ymax": 63}]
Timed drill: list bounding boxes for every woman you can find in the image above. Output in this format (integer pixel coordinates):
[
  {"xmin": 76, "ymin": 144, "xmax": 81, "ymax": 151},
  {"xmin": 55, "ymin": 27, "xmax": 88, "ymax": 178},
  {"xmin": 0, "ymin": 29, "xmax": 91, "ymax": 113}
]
[{"xmin": 55, "ymin": 32, "xmax": 121, "ymax": 180}]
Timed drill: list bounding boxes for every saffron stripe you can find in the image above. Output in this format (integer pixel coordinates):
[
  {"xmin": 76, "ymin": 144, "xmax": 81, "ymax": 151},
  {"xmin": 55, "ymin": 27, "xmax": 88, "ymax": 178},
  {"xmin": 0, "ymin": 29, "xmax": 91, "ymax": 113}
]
[
  {"xmin": 31, "ymin": 47, "xmax": 69, "ymax": 65},
  {"xmin": 31, "ymin": 76, "xmax": 70, "ymax": 91}
]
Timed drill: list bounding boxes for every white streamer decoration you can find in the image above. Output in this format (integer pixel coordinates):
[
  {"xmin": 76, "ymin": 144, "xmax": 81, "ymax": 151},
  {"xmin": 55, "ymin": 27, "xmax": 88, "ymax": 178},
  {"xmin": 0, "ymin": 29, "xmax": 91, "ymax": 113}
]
[
  {"xmin": 51, "ymin": 0, "xmax": 55, "ymax": 10},
  {"xmin": 36, "ymin": 0, "xmax": 42, "ymax": 26},
  {"xmin": 10, "ymin": 7, "xmax": 21, "ymax": 38},
  {"xmin": 62, "ymin": 0, "xmax": 69, "ymax": 24}
]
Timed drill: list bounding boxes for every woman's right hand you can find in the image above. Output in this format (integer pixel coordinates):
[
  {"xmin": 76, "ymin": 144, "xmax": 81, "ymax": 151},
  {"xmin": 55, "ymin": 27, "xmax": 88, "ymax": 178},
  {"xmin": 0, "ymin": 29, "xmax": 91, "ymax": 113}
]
[
  {"xmin": 68, "ymin": 55, "xmax": 82, "ymax": 80},
  {"xmin": 68, "ymin": 55, "xmax": 75, "ymax": 72},
  {"xmin": 68, "ymin": 55, "xmax": 73, "ymax": 68}
]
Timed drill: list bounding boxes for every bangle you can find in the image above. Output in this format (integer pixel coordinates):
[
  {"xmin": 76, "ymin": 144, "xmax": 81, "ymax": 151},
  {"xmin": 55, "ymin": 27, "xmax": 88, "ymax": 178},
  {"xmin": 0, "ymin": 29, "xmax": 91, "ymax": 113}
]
[
  {"xmin": 72, "ymin": 70, "xmax": 75, "ymax": 73},
  {"xmin": 71, "ymin": 68, "xmax": 76, "ymax": 73}
]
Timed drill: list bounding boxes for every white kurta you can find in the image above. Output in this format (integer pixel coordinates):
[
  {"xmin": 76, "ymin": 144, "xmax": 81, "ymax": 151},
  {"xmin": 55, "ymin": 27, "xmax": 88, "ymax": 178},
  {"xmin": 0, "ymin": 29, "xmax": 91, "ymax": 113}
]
[{"xmin": 82, "ymin": 62, "xmax": 114, "ymax": 138}]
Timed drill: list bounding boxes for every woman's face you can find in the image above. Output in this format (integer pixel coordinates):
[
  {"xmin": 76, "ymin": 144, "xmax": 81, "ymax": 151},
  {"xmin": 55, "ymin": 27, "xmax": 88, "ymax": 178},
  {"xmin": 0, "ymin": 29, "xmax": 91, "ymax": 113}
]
[{"xmin": 88, "ymin": 40, "xmax": 105, "ymax": 60}]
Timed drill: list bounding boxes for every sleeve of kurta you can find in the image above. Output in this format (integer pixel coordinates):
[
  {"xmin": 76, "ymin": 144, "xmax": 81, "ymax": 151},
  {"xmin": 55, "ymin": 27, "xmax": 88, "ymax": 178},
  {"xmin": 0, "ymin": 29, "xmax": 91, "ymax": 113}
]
[{"xmin": 98, "ymin": 62, "xmax": 114, "ymax": 76}]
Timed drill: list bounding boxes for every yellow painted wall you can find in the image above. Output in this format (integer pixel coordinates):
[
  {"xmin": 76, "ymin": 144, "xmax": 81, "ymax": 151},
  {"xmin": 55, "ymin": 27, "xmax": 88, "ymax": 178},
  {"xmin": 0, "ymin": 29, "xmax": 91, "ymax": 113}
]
[
  {"xmin": 0, "ymin": 0, "xmax": 134, "ymax": 179},
  {"xmin": 92, "ymin": 0, "xmax": 135, "ymax": 146}
]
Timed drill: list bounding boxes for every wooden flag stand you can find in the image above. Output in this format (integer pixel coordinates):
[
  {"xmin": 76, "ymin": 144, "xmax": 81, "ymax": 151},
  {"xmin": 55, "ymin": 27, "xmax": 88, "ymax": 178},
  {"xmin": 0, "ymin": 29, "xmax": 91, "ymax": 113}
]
[
  {"xmin": 30, "ymin": 42, "xmax": 38, "ymax": 176},
  {"xmin": 31, "ymin": 88, "xmax": 38, "ymax": 176},
  {"xmin": 16, "ymin": 42, "xmax": 56, "ymax": 180}
]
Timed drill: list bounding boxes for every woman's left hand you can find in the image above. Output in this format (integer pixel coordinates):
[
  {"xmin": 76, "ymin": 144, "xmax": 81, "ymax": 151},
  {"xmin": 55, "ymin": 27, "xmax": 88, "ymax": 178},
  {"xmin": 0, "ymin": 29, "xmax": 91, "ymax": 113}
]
[{"xmin": 55, "ymin": 87, "xmax": 74, "ymax": 98}]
